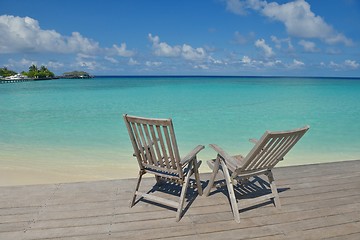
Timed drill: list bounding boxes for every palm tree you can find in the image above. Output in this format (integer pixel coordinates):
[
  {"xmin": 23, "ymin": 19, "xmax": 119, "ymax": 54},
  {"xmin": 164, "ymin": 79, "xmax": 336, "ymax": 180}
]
[
  {"xmin": 28, "ymin": 64, "xmax": 38, "ymax": 78},
  {"xmin": 40, "ymin": 65, "xmax": 47, "ymax": 72},
  {"xmin": 29, "ymin": 64, "xmax": 38, "ymax": 72}
]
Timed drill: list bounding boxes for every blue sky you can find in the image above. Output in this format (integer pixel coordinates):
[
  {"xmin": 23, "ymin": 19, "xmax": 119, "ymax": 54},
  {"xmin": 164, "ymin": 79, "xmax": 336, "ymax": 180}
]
[{"xmin": 0, "ymin": 0, "xmax": 359, "ymax": 76}]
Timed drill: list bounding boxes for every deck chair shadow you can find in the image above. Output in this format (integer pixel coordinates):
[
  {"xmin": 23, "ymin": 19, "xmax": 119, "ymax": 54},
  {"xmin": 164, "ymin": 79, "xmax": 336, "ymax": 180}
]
[
  {"xmin": 123, "ymin": 114, "xmax": 204, "ymax": 221},
  {"xmin": 205, "ymin": 126, "xmax": 309, "ymax": 223}
]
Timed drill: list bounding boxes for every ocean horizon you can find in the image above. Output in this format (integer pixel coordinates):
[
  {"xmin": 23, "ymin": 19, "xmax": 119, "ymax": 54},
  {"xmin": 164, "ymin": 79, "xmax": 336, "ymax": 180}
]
[
  {"xmin": 93, "ymin": 75, "xmax": 360, "ymax": 79},
  {"xmin": 1, "ymin": 76, "xmax": 360, "ymax": 185}
]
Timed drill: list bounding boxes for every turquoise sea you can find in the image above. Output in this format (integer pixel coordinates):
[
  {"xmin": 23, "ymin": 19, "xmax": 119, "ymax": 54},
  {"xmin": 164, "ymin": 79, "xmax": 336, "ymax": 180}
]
[{"xmin": 1, "ymin": 76, "xmax": 360, "ymax": 184}]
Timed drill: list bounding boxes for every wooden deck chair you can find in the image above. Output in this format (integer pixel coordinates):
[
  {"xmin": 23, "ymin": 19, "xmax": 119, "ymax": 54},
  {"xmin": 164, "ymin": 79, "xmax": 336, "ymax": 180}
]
[
  {"xmin": 205, "ymin": 126, "xmax": 309, "ymax": 223},
  {"xmin": 123, "ymin": 114, "xmax": 204, "ymax": 221}
]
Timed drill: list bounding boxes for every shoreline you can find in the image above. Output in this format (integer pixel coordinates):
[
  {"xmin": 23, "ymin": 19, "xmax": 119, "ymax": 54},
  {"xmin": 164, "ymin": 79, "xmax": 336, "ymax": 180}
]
[
  {"xmin": 0, "ymin": 163, "xmax": 139, "ymax": 187},
  {"xmin": 93, "ymin": 75, "xmax": 360, "ymax": 79},
  {"xmin": 1, "ymin": 157, "xmax": 359, "ymax": 187}
]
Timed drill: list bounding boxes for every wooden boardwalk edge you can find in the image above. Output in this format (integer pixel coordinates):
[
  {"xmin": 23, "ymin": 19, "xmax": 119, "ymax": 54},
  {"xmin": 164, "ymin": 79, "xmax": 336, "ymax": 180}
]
[{"xmin": 0, "ymin": 159, "xmax": 360, "ymax": 239}]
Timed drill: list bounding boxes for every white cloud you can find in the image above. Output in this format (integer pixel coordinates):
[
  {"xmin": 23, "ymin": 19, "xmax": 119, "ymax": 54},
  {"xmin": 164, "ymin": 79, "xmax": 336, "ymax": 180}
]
[
  {"xmin": 298, "ymin": 40, "xmax": 317, "ymax": 52},
  {"xmin": 254, "ymin": 39, "xmax": 274, "ymax": 58},
  {"xmin": 0, "ymin": 15, "xmax": 101, "ymax": 54},
  {"xmin": 112, "ymin": 43, "xmax": 134, "ymax": 57},
  {"xmin": 271, "ymin": 35, "xmax": 293, "ymax": 50},
  {"xmin": 344, "ymin": 60, "xmax": 359, "ymax": 69},
  {"xmin": 66, "ymin": 32, "xmax": 100, "ymax": 54},
  {"xmin": 128, "ymin": 58, "xmax": 139, "ymax": 65},
  {"xmin": 75, "ymin": 54, "xmax": 97, "ymax": 70},
  {"xmin": 261, "ymin": 0, "xmax": 330, "ymax": 38},
  {"xmin": 271, "ymin": 36, "xmax": 281, "ymax": 49},
  {"xmin": 263, "ymin": 59, "xmax": 282, "ymax": 67},
  {"xmin": 194, "ymin": 64, "xmax": 209, "ymax": 70},
  {"xmin": 76, "ymin": 61, "xmax": 97, "ymax": 70},
  {"xmin": 148, "ymin": 33, "xmax": 207, "ymax": 61},
  {"xmin": 6, "ymin": 58, "xmax": 37, "ymax": 70},
  {"xmin": 225, "ymin": 0, "xmax": 249, "ymax": 15},
  {"xmin": 105, "ymin": 56, "xmax": 118, "ymax": 63},
  {"xmin": 224, "ymin": 0, "xmax": 353, "ymax": 46},
  {"xmin": 148, "ymin": 34, "xmax": 181, "ymax": 57},
  {"xmin": 19, "ymin": 58, "xmax": 37, "ymax": 67},
  {"xmin": 0, "ymin": 15, "xmax": 135, "ymax": 59},
  {"xmin": 181, "ymin": 44, "xmax": 206, "ymax": 61},
  {"xmin": 145, "ymin": 61, "xmax": 162, "ymax": 67},
  {"xmin": 239, "ymin": 55, "xmax": 282, "ymax": 68},
  {"xmin": 241, "ymin": 55, "xmax": 252, "ymax": 64},
  {"xmin": 324, "ymin": 60, "xmax": 359, "ymax": 70},
  {"xmin": 209, "ymin": 56, "xmax": 223, "ymax": 64},
  {"xmin": 290, "ymin": 59, "xmax": 305, "ymax": 68},
  {"xmin": 329, "ymin": 61, "xmax": 340, "ymax": 69},
  {"xmin": 46, "ymin": 61, "xmax": 64, "ymax": 69},
  {"xmin": 324, "ymin": 33, "xmax": 352, "ymax": 46},
  {"xmin": 77, "ymin": 53, "xmax": 96, "ymax": 59}
]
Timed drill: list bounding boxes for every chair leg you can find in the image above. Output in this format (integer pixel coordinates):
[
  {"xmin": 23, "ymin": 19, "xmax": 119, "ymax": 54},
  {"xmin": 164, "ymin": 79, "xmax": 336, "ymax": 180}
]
[
  {"xmin": 176, "ymin": 161, "xmax": 193, "ymax": 222},
  {"xmin": 155, "ymin": 175, "xmax": 162, "ymax": 185},
  {"xmin": 204, "ymin": 155, "xmax": 221, "ymax": 197},
  {"xmin": 193, "ymin": 158, "xmax": 203, "ymax": 196},
  {"xmin": 267, "ymin": 170, "xmax": 281, "ymax": 209},
  {"xmin": 221, "ymin": 160, "xmax": 240, "ymax": 223},
  {"xmin": 129, "ymin": 170, "xmax": 143, "ymax": 208}
]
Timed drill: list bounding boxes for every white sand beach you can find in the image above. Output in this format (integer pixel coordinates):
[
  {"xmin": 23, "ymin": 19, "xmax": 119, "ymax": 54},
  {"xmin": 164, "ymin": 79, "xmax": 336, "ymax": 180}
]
[{"xmin": 0, "ymin": 164, "xmax": 139, "ymax": 186}]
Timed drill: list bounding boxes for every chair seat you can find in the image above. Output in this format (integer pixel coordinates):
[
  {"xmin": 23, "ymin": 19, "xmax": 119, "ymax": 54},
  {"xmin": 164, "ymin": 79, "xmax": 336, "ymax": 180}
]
[
  {"xmin": 233, "ymin": 154, "xmax": 245, "ymax": 165},
  {"xmin": 207, "ymin": 154, "xmax": 245, "ymax": 173}
]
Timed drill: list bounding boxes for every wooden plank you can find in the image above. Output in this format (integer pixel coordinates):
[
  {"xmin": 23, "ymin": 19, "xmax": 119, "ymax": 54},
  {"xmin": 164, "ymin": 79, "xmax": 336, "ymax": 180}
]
[
  {"xmin": 135, "ymin": 191, "xmax": 178, "ymax": 209},
  {"xmin": 285, "ymin": 221, "xmax": 360, "ymax": 239},
  {"xmin": 124, "ymin": 114, "xmax": 171, "ymax": 126},
  {"xmin": 149, "ymin": 125, "xmax": 164, "ymax": 167},
  {"xmin": 163, "ymin": 125, "xmax": 176, "ymax": 169},
  {"xmin": 156, "ymin": 125, "xmax": 170, "ymax": 168}
]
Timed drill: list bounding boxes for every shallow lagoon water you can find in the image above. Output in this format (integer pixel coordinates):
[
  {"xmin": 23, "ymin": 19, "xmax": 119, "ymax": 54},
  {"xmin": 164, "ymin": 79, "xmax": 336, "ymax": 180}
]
[{"xmin": 1, "ymin": 76, "xmax": 359, "ymax": 184}]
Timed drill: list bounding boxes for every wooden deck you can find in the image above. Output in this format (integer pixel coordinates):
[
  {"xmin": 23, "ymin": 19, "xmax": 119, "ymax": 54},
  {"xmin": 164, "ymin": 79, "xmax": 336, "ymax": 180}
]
[{"xmin": 1, "ymin": 160, "xmax": 360, "ymax": 239}]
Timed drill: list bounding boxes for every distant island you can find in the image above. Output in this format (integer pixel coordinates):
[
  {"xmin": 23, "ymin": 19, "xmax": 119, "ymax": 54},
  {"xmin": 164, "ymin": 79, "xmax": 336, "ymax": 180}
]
[
  {"xmin": 1, "ymin": 65, "xmax": 54, "ymax": 79},
  {"xmin": 0, "ymin": 65, "xmax": 55, "ymax": 82},
  {"xmin": 1, "ymin": 66, "xmax": 93, "ymax": 83},
  {"xmin": 61, "ymin": 71, "xmax": 93, "ymax": 79}
]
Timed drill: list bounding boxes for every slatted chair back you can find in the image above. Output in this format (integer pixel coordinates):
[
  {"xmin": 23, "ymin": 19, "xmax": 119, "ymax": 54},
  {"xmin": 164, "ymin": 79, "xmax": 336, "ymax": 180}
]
[
  {"xmin": 240, "ymin": 126, "xmax": 309, "ymax": 174},
  {"xmin": 123, "ymin": 114, "xmax": 184, "ymax": 179}
]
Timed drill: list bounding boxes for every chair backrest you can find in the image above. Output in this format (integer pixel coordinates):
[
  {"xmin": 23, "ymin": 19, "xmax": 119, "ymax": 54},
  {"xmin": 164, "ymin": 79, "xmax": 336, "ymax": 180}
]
[
  {"xmin": 123, "ymin": 114, "xmax": 183, "ymax": 178},
  {"xmin": 239, "ymin": 126, "xmax": 310, "ymax": 173}
]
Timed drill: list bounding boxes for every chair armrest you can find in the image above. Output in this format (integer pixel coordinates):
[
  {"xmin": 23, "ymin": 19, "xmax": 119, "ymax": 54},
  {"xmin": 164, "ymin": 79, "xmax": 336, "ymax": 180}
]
[
  {"xmin": 249, "ymin": 138, "xmax": 258, "ymax": 144},
  {"xmin": 180, "ymin": 145, "xmax": 205, "ymax": 165},
  {"xmin": 209, "ymin": 144, "xmax": 240, "ymax": 170}
]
